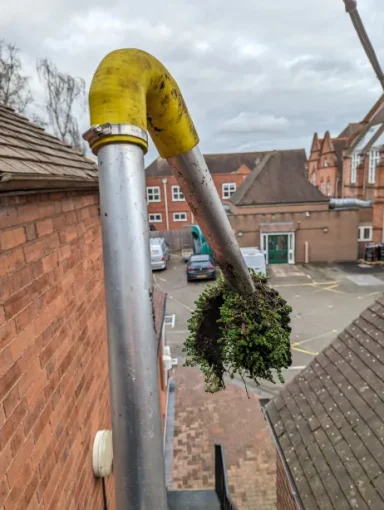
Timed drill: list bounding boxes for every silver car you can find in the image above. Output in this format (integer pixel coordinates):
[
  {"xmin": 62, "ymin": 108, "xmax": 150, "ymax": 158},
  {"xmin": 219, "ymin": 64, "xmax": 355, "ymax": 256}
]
[{"xmin": 150, "ymin": 238, "xmax": 169, "ymax": 270}]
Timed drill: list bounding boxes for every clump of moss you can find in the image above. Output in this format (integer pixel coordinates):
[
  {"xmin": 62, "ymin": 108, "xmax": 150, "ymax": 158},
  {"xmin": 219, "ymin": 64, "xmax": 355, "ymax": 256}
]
[{"xmin": 183, "ymin": 272, "xmax": 292, "ymax": 393}]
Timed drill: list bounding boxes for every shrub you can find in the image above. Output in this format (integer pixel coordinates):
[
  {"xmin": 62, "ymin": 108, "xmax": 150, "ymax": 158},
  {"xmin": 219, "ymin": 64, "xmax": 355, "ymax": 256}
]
[{"xmin": 183, "ymin": 272, "xmax": 292, "ymax": 393}]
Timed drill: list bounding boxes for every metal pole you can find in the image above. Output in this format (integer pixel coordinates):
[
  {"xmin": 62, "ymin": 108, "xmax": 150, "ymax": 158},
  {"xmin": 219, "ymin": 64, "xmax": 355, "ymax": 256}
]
[
  {"xmin": 97, "ymin": 142, "xmax": 167, "ymax": 510},
  {"xmin": 162, "ymin": 178, "xmax": 170, "ymax": 230},
  {"xmin": 168, "ymin": 146, "xmax": 255, "ymax": 295}
]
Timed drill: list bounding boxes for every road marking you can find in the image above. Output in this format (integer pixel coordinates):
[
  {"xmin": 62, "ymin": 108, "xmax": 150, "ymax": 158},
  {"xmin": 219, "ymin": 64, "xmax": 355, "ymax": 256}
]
[
  {"xmin": 169, "ymin": 295, "xmax": 194, "ymax": 312},
  {"xmin": 291, "ymin": 346, "xmax": 319, "ymax": 356},
  {"xmin": 159, "ymin": 277, "xmax": 166, "ymax": 282},
  {"xmin": 367, "ymin": 291, "xmax": 381, "ymax": 297},
  {"xmin": 274, "ymin": 281, "xmax": 339, "ymax": 289},
  {"xmin": 291, "ymin": 329, "xmax": 339, "ymax": 348},
  {"xmin": 288, "ymin": 366, "xmax": 306, "ymax": 370}
]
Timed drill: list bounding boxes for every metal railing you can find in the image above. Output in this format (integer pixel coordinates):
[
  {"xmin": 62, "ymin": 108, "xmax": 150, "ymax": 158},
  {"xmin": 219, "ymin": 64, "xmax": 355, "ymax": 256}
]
[{"xmin": 215, "ymin": 444, "xmax": 238, "ymax": 510}]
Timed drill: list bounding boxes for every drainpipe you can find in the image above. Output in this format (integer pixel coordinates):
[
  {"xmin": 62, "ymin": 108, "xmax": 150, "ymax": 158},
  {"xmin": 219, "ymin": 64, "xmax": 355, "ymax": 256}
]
[
  {"xmin": 382, "ymin": 206, "xmax": 384, "ymax": 243},
  {"xmin": 83, "ymin": 49, "xmax": 254, "ymax": 510},
  {"xmin": 162, "ymin": 177, "xmax": 170, "ymax": 230}
]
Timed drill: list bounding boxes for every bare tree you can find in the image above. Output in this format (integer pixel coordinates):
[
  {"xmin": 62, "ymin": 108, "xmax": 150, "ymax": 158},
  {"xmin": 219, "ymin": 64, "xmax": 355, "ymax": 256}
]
[
  {"xmin": 37, "ymin": 58, "xmax": 86, "ymax": 151},
  {"xmin": 0, "ymin": 40, "xmax": 32, "ymax": 113}
]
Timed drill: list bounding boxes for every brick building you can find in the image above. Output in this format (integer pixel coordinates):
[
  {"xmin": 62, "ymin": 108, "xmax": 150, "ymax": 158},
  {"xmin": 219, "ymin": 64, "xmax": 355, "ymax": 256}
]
[
  {"xmin": 308, "ymin": 94, "xmax": 384, "ymax": 247},
  {"xmin": 265, "ymin": 295, "xmax": 384, "ymax": 509},
  {"xmin": 0, "ymin": 104, "xmax": 169, "ymax": 510},
  {"xmin": 145, "ymin": 152, "xmax": 269, "ymax": 230},
  {"xmin": 228, "ymin": 150, "xmax": 361, "ymax": 264}
]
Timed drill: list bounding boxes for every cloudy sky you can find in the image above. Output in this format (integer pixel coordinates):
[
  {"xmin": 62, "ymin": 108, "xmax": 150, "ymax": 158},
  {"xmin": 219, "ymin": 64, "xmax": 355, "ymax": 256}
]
[{"xmin": 1, "ymin": 0, "xmax": 383, "ymax": 162}]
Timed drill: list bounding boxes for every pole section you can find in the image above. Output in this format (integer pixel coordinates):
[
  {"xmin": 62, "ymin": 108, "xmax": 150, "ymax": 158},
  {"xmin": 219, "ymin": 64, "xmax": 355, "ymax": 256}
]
[
  {"xmin": 168, "ymin": 146, "xmax": 255, "ymax": 295},
  {"xmin": 97, "ymin": 142, "xmax": 167, "ymax": 510}
]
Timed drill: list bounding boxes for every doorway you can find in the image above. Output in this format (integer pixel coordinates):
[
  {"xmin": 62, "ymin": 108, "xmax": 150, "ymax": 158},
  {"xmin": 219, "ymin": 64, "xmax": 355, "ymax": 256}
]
[{"xmin": 261, "ymin": 232, "xmax": 295, "ymax": 264}]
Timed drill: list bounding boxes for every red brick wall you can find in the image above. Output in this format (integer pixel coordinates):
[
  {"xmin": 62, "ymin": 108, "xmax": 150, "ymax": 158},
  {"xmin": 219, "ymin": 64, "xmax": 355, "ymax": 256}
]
[
  {"xmin": 0, "ymin": 190, "xmax": 116, "ymax": 510},
  {"xmin": 276, "ymin": 453, "xmax": 298, "ymax": 510},
  {"xmin": 146, "ymin": 170, "xmax": 249, "ymax": 231},
  {"xmin": 229, "ymin": 207, "xmax": 360, "ymax": 263}
]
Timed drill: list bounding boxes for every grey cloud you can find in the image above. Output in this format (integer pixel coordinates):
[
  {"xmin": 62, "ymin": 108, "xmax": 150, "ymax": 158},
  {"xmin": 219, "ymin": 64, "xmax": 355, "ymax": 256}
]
[{"xmin": 1, "ymin": 0, "xmax": 383, "ymax": 164}]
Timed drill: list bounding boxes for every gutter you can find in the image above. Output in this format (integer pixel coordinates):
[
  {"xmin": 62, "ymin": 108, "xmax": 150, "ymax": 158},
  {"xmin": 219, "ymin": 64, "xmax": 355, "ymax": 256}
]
[
  {"xmin": 261, "ymin": 403, "xmax": 305, "ymax": 510},
  {"xmin": 0, "ymin": 172, "xmax": 99, "ymax": 193}
]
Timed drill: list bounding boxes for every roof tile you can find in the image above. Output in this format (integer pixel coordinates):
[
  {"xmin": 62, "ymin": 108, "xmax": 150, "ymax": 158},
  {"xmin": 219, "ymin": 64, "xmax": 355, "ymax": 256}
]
[
  {"xmin": 267, "ymin": 296, "xmax": 384, "ymax": 508},
  {"xmin": 0, "ymin": 104, "xmax": 98, "ymax": 191}
]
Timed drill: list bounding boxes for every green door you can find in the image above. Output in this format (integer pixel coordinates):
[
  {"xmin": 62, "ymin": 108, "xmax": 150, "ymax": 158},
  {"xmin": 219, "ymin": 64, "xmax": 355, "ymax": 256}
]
[{"xmin": 268, "ymin": 235, "xmax": 288, "ymax": 264}]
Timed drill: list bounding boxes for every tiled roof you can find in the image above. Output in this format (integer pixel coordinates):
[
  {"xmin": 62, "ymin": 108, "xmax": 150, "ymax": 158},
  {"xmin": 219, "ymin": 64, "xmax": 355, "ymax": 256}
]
[
  {"xmin": 266, "ymin": 295, "xmax": 384, "ymax": 509},
  {"xmin": 338, "ymin": 123, "xmax": 362, "ymax": 139},
  {"xmin": 146, "ymin": 151, "xmax": 273, "ymax": 177},
  {"xmin": 0, "ymin": 104, "xmax": 98, "ymax": 191},
  {"xmin": 230, "ymin": 150, "xmax": 327, "ymax": 206}
]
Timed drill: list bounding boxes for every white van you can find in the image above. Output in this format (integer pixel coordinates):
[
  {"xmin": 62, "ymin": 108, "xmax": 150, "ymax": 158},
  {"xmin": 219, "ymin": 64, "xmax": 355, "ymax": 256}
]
[
  {"xmin": 240, "ymin": 247, "xmax": 267, "ymax": 276},
  {"xmin": 150, "ymin": 238, "xmax": 169, "ymax": 271}
]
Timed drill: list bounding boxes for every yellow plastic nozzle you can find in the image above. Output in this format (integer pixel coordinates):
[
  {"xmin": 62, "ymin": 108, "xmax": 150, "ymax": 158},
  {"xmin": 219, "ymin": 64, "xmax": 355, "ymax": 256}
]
[{"xmin": 88, "ymin": 49, "xmax": 199, "ymax": 158}]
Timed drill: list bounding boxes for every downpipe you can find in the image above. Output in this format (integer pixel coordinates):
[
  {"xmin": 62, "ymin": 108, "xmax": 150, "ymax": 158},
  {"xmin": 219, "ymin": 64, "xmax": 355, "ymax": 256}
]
[{"xmin": 84, "ymin": 48, "xmax": 255, "ymax": 510}]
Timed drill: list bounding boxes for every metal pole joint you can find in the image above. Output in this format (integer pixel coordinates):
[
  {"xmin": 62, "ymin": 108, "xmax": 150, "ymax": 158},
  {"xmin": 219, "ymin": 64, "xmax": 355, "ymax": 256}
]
[{"xmin": 83, "ymin": 123, "xmax": 148, "ymax": 154}]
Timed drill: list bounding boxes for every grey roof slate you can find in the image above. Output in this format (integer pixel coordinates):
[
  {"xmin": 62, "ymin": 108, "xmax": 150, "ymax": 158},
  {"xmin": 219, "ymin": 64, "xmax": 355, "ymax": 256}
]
[
  {"xmin": 0, "ymin": 104, "xmax": 98, "ymax": 191},
  {"xmin": 230, "ymin": 150, "xmax": 328, "ymax": 206},
  {"xmin": 146, "ymin": 150, "xmax": 287, "ymax": 177},
  {"xmin": 266, "ymin": 295, "xmax": 384, "ymax": 509}
]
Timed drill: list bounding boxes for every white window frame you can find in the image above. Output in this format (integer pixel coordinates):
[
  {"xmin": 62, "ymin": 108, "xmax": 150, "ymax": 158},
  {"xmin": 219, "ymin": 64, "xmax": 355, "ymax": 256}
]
[
  {"xmin": 358, "ymin": 226, "xmax": 373, "ymax": 242},
  {"xmin": 324, "ymin": 157, "xmax": 329, "ymax": 167},
  {"xmin": 326, "ymin": 179, "xmax": 331, "ymax": 197},
  {"xmin": 351, "ymin": 153, "xmax": 360, "ymax": 184},
  {"xmin": 146, "ymin": 186, "xmax": 161, "ymax": 203},
  {"xmin": 222, "ymin": 183, "xmax": 236, "ymax": 199},
  {"xmin": 260, "ymin": 232, "xmax": 295, "ymax": 265},
  {"xmin": 148, "ymin": 213, "xmax": 162, "ymax": 223},
  {"xmin": 311, "ymin": 173, "xmax": 316, "ymax": 185},
  {"xmin": 368, "ymin": 150, "xmax": 380, "ymax": 184},
  {"xmin": 172, "ymin": 185, "xmax": 185, "ymax": 202},
  {"xmin": 173, "ymin": 212, "xmax": 187, "ymax": 222},
  {"xmin": 320, "ymin": 180, "xmax": 325, "ymax": 194}
]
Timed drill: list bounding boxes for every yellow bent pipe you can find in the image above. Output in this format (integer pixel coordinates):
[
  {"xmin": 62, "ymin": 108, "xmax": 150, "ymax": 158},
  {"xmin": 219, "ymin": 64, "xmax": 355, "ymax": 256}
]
[{"xmin": 89, "ymin": 49, "xmax": 199, "ymax": 158}]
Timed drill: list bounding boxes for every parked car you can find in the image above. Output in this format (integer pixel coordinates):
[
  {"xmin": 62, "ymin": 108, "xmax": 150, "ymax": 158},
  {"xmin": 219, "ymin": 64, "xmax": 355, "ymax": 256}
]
[
  {"xmin": 240, "ymin": 247, "xmax": 267, "ymax": 276},
  {"xmin": 150, "ymin": 237, "xmax": 170, "ymax": 271},
  {"xmin": 187, "ymin": 254, "xmax": 216, "ymax": 282}
]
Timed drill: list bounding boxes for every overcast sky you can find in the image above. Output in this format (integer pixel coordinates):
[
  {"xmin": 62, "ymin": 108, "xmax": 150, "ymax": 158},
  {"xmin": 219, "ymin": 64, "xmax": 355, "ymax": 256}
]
[{"xmin": 1, "ymin": 0, "xmax": 383, "ymax": 162}]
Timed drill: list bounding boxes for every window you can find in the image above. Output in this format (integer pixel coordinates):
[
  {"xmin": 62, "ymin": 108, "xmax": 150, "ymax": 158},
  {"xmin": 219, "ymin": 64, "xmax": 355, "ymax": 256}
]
[
  {"xmin": 358, "ymin": 226, "xmax": 373, "ymax": 242},
  {"xmin": 149, "ymin": 213, "xmax": 162, "ymax": 223},
  {"xmin": 172, "ymin": 186, "xmax": 185, "ymax": 201},
  {"xmin": 146, "ymin": 186, "xmax": 161, "ymax": 202},
  {"xmin": 326, "ymin": 178, "xmax": 331, "ymax": 196},
  {"xmin": 351, "ymin": 153, "xmax": 360, "ymax": 184},
  {"xmin": 320, "ymin": 178, "xmax": 325, "ymax": 194},
  {"xmin": 311, "ymin": 173, "xmax": 316, "ymax": 185},
  {"xmin": 173, "ymin": 212, "xmax": 187, "ymax": 222},
  {"xmin": 368, "ymin": 150, "xmax": 380, "ymax": 184},
  {"xmin": 222, "ymin": 183, "xmax": 236, "ymax": 199},
  {"xmin": 324, "ymin": 157, "xmax": 329, "ymax": 167}
]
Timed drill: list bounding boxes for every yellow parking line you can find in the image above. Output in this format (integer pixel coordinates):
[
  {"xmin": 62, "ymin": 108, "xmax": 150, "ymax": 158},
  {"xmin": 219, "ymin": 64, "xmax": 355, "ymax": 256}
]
[
  {"xmin": 274, "ymin": 281, "xmax": 339, "ymax": 289},
  {"xmin": 291, "ymin": 329, "xmax": 339, "ymax": 348},
  {"xmin": 292, "ymin": 346, "xmax": 319, "ymax": 356}
]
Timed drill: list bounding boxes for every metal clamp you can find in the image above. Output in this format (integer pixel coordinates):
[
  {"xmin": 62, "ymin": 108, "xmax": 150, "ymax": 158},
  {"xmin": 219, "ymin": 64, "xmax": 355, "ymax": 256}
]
[{"xmin": 83, "ymin": 123, "xmax": 148, "ymax": 146}]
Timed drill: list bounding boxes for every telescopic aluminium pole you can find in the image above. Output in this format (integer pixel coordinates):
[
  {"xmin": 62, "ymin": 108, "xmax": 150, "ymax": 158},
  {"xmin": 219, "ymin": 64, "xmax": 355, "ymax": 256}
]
[{"xmin": 84, "ymin": 49, "xmax": 255, "ymax": 510}]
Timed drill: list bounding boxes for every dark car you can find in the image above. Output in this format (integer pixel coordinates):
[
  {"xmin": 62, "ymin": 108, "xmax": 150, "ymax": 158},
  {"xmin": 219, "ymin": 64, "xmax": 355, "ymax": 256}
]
[{"xmin": 187, "ymin": 254, "xmax": 216, "ymax": 282}]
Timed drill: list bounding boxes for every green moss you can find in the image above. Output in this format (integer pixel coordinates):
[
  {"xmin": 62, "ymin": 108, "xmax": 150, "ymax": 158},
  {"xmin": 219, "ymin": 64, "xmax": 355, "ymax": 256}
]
[{"xmin": 183, "ymin": 272, "xmax": 292, "ymax": 393}]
